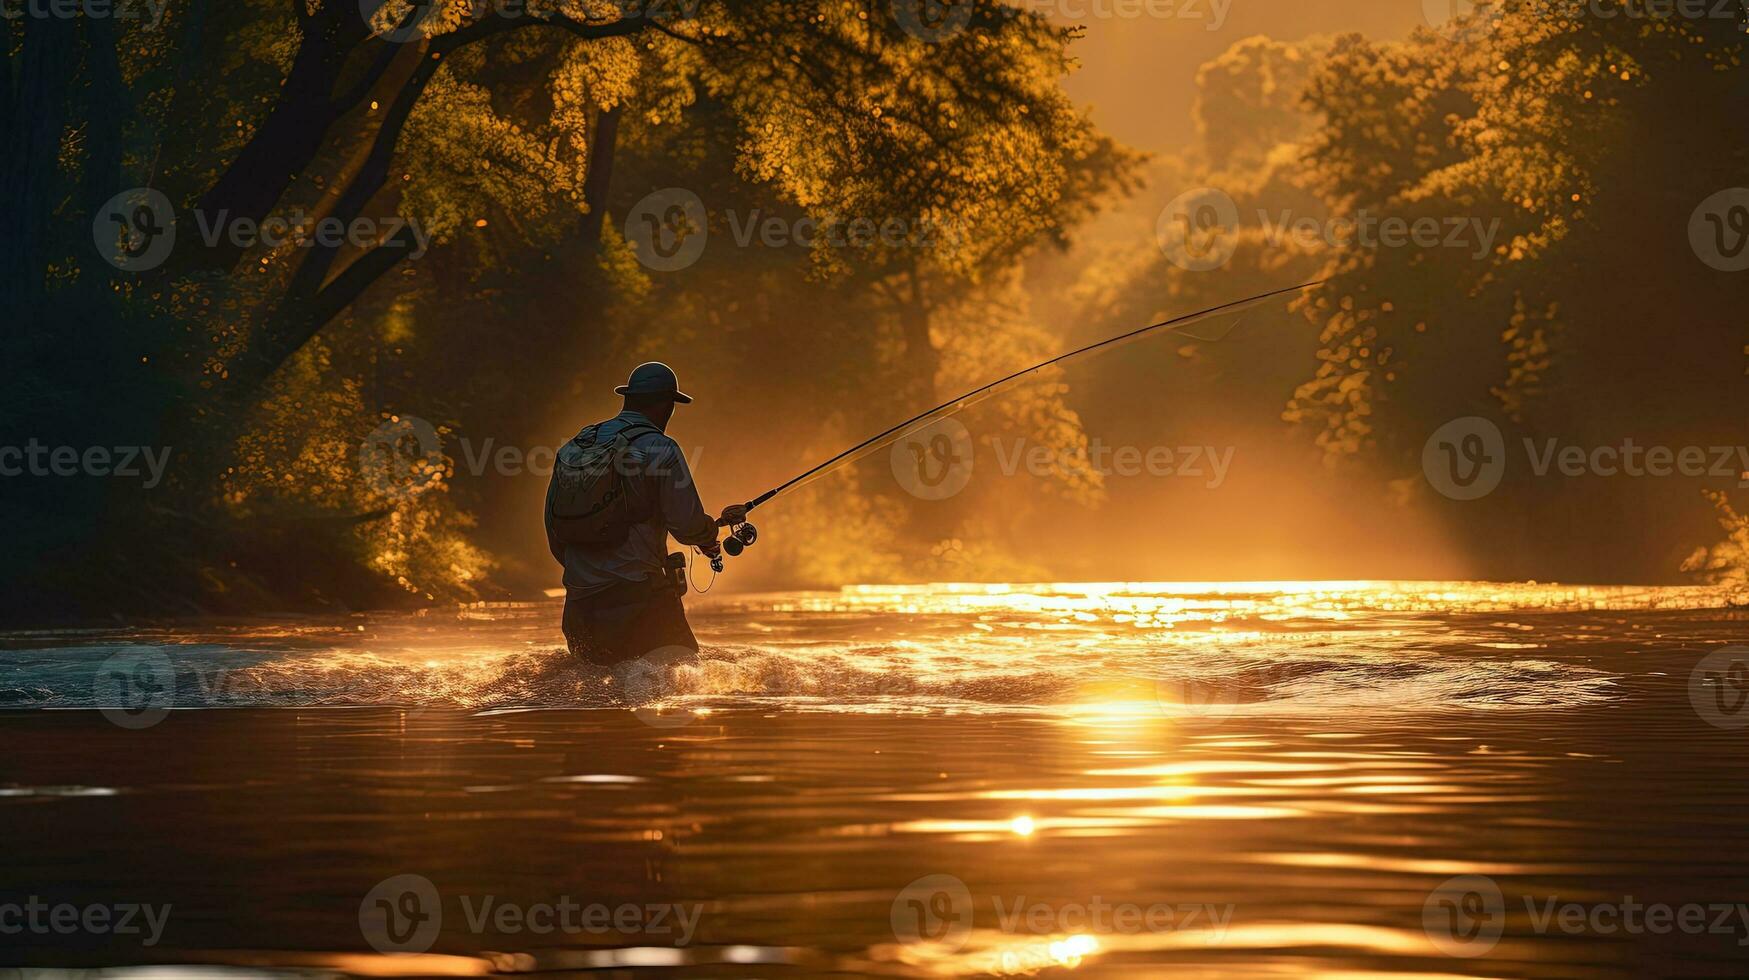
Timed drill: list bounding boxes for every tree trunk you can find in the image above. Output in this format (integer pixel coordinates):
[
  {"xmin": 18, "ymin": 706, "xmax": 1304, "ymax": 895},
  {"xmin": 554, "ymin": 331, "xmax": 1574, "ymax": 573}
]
[
  {"xmin": 578, "ymin": 105, "xmax": 622, "ymax": 248},
  {"xmin": 892, "ymin": 266, "xmax": 966, "ymax": 545},
  {"xmin": 79, "ymin": 14, "xmax": 127, "ymax": 277},
  {"xmin": 0, "ymin": 15, "xmax": 77, "ymax": 309},
  {"xmin": 899, "ymin": 265, "xmax": 939, "ymax": 405},
  {"xmin": 184, "ymin": 15, "xmax": 361, "ymax": 273}
]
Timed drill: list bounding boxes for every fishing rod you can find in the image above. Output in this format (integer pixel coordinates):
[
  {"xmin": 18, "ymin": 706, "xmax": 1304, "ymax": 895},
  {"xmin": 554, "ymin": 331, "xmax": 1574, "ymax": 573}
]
[{"xmin": 709, "ymin": 279, "xmax": 1325, "ymax": 566}]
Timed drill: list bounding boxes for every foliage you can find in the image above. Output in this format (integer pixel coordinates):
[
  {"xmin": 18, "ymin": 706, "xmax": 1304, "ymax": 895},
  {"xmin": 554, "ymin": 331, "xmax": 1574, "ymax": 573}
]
[
  {"xmin": 1077, "ymin": 0, "xmax": 1748, "ymax": 581},
  {"xmin": 2, "ymin": 0, "xmax": 1142, "ymax": 614},
  {"xmin": 1286, "ymin": 0, "xmax": 1747, "ymax": 461}
]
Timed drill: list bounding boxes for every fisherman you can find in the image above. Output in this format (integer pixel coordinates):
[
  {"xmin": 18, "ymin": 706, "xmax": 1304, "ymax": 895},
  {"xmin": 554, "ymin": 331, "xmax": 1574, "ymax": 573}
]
[{"xmin": 546, "ymin": 362, "xmax": 745, "ymax": 664}]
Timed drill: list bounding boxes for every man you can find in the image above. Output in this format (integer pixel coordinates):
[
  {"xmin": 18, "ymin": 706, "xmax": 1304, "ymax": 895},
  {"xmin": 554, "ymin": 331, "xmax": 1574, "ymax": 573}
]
[{"xmin": 548, "ymin": 362, "xmax": 745, "ymax": 664}]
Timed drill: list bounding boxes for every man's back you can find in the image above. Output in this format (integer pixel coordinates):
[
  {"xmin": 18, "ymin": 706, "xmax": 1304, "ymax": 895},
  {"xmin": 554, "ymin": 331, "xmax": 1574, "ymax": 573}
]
[
  {"xmin": 552, "ymin": 363, "xmax": 731, "ymax": 666},
  {"xmin": 554, "ymin": 409, "xmax": 715, "ymax": 600}
]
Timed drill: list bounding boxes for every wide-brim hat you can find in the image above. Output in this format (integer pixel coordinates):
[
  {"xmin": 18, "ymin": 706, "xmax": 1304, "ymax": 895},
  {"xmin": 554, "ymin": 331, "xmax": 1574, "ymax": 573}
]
[{"xmin": 614, "ymin": 361, "xmax": 693, "ymax": 404}]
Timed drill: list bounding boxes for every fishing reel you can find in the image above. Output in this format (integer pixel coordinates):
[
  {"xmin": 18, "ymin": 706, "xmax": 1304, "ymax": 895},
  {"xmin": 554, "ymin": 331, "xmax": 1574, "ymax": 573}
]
[
  {"xmin": 722, "ymin": 522, "xmax": 758, "ymax": 557},
  {"xmin": 703, "ymin": 522, "xmax": 757, "ymax": 575}
]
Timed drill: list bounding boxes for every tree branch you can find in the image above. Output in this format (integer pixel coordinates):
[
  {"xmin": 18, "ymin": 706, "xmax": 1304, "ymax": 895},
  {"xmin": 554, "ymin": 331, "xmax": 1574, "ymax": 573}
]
[
  {"xmin": 235, "ymin": 10, "xmax": 658, "ymax": 400},
  {"xmin": 179, "ymin": 6, "xmax": 370, "ymax": 274},
  {"xmin": 308, "ymin": 225, "xmax": 418, "ymax": 330},
  {"xmin": 289, "ymin": 11, "xmax": 656, "ymax": 301},
  {"xmin": 224, "ymin": 224, "xmax": 418, "ymax": 401},
  {"xmin": 332, "ymin": 36, "xmax": 404, "ymax": 113}
]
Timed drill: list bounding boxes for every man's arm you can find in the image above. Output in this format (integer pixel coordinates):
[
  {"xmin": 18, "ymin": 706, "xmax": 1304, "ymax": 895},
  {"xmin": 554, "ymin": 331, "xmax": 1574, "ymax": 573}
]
[
  {"xmin": 543, "ymin": 475, "xmax": 566, "ymax": 565},
  {"xmin": 650, "ymin": 440, "xmax": 719, "ymax": 550}
]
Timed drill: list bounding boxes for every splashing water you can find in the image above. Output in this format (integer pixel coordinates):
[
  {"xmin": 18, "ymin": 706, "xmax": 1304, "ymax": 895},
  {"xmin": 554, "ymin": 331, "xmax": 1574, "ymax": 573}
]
[{"xmin": 2, "ymin": 581, "xmax": 1734, "ymax": 718}]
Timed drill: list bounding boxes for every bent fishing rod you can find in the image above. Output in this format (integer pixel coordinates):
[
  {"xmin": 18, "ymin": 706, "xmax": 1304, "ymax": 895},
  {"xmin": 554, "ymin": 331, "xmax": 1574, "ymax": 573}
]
[{"xmin": 708, "ymin": 279, "xmax": 1325, "ymax": 565}]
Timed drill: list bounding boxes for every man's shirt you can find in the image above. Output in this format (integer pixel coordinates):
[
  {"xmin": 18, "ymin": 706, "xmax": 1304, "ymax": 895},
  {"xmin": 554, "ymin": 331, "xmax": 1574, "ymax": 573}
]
[{"xmin": 554, "ymin": 410, "xmax": 716, "ymax": 599}]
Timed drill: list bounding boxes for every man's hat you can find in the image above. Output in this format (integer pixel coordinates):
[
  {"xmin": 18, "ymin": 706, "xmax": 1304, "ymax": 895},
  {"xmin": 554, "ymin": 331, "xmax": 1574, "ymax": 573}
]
[{"xmin": 615, "ymin": 361, "xmax": 693, "ymax": 404}]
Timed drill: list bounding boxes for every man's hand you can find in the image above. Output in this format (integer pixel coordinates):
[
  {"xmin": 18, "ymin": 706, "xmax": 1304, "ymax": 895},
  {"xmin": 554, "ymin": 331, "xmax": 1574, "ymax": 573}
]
[
  {"xmin": 699, "ymin": 538, "xmax": 722, "ymax": 559},
  {"xmin": 717, "ymin": 503, "xmax": 749, "ymax": 527}
]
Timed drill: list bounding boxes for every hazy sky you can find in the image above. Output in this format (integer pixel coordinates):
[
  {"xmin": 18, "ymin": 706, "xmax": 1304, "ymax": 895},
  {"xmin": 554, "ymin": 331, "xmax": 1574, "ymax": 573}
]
[{"xmin": 1055, "ymin": 1, "xmax": 1432, "ymax": 152}]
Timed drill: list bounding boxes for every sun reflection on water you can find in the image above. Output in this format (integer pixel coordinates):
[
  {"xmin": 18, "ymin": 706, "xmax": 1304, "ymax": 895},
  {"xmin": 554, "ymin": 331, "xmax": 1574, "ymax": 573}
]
[
  {"xmin": 8, "ymin": 581, "xmax": 1740, "ymax": 978},
  {"xmin": 886, "ymin": 931, "xmax": 1103, "ymax": 977}
]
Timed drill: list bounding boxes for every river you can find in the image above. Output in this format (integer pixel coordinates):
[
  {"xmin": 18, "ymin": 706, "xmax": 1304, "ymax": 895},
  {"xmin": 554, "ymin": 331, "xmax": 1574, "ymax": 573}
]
[{"xmin": 3, "ymin": 581, "xmax": 1748, "ymax": 976}]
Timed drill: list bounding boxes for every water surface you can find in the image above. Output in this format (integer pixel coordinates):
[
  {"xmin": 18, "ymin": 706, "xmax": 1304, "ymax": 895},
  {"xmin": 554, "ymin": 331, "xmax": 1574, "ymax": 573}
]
[{"xmin": 4, "ymin": 582, "xmax": 1748, "ymax": 977}]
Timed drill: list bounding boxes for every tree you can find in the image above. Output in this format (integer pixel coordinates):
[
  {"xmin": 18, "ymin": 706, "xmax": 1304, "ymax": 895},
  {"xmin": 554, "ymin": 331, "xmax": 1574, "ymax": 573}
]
[
  {"xmin": 1284, "ymin": 0, "xmax": 1749, "ymax": 578},
  {"xmin": 1057, "ymin": 5, "xmax": 1748, "ymax": 581},
  {"xmin": 2, "ymin": 0, "xmax": 1137, "ymax": 614}
]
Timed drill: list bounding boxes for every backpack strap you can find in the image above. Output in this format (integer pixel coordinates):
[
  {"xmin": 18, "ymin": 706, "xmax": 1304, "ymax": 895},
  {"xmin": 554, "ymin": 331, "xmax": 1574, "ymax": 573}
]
[
  {"xmin": 614, "ymin": 421, "xmax": 662, "ymax": 444},
  {"xmin": 611, "ymin": 421, "xmax": 664, "ymax": 525}
]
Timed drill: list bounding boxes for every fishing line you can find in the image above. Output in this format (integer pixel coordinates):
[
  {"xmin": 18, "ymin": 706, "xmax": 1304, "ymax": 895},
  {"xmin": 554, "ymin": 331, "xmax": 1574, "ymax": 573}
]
[
  {"xmin": 686, "ymin": 546, "xmax": 716, "ymax": 594},
  {"xmin": 737, "ymin": 280, "xmax": 1325, "ymax": 516}
]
